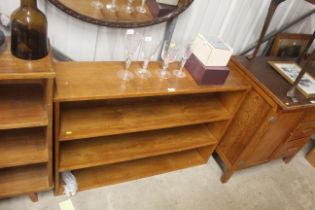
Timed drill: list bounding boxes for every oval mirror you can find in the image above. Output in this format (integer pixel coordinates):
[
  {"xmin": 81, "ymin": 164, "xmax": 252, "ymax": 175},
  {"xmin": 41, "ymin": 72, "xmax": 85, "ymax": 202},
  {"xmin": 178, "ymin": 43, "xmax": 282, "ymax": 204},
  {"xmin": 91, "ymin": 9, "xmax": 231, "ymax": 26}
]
[{"xmin": 47, "ymin": 0, "xmax": 194, "ymax": 28}]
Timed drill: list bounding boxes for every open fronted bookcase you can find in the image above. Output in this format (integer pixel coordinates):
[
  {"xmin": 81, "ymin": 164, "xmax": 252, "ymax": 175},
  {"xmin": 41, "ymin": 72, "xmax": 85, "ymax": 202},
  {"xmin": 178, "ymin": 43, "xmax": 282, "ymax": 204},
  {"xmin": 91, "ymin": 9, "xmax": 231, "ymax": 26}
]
[
  {"xmin": 0, "ymin": 40, "xmax": 55, "ymax": 202},
  {"xmin": 53, "ymin": 61, "xmax": 250, "ymax": 195}
]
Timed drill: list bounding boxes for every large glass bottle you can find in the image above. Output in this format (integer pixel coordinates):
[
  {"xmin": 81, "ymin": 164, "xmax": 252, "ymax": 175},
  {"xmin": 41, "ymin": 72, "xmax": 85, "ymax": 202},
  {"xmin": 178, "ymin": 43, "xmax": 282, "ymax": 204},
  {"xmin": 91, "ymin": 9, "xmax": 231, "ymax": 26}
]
[{"xmin": 11, "ymin": 0, "xmax": 48, "ymax": 60}]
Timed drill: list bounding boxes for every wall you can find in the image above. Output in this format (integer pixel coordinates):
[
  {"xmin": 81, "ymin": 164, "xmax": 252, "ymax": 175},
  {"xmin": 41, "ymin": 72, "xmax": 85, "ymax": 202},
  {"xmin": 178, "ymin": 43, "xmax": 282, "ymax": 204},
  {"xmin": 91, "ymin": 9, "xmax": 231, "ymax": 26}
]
[{"xmin": 1, "ymin": 0, "xmax": 314, "ymax": 61}]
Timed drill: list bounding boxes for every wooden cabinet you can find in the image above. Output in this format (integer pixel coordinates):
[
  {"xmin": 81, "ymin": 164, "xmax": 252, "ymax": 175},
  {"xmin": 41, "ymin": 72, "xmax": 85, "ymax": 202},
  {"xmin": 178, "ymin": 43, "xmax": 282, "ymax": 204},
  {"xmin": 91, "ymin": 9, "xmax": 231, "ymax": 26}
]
[
  {"xmin": 53, "ymin": 61, "xmax": 250, "ymax": 195},
  {"xmin": 0, "ymin": 40, "xmax": 55, "ymax": 201},
  {"xmin": 216, "ymin": 56, "xmax": 315, "ymax": 183}
]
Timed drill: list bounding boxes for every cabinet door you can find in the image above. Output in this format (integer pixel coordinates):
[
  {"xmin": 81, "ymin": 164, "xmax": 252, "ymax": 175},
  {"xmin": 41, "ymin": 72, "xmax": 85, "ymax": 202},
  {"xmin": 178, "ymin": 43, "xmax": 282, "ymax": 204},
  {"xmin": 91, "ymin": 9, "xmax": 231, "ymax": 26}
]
[
  {"xmin": 244, "ymin": 111, "xmax": 303, "ymax": 166},
  {"xmin": 217, "ymin": 90, "xmax": 272, "ymax": 165}
]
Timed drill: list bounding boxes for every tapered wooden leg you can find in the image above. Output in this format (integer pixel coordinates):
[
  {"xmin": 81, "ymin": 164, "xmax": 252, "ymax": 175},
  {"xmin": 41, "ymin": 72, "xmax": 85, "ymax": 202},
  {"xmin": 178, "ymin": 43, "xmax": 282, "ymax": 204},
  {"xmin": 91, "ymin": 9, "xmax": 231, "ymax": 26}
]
[
  {"xmin": 220, "ymin": 169, "xmax": 235, "ymax": 183},
  {"xmin": 28, "ymin": 193, "xmax": 38, "ymax": 202},
  {"xmin": 283, "ymin": 156, "xmax": 294, "ymax": 164}
]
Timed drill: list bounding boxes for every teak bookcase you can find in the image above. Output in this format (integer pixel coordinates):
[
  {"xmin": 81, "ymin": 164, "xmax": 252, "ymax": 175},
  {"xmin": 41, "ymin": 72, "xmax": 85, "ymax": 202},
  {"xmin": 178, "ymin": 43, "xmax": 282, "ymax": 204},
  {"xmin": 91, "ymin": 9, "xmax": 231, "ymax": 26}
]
[
  {"xmin": 0, "ymin": 41, "xmax": 55, "ymax": 202},
  {"xmin": 53, "ymin": 61, "xmax": 250, "ymax": 194}
]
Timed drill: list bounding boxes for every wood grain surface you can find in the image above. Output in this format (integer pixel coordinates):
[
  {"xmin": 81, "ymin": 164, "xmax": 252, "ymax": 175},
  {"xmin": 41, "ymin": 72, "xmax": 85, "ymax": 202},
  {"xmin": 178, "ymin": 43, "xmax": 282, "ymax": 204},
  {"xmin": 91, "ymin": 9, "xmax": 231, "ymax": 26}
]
[
  {"xmin": 0, "ymin": 83, "xmax": 48, "ymax": 130},
  {"xmin": 59, "ymin": 94, "xmax": 231, "ymax": 140},
  {"xmin": 0, "ymin": 39, "xmax": 55, "ymax": 80},
  {"xmin": 57, "ymin": 150, "xmax": 206, "ymax": 194},
  {"xmin": 0, "ymin": 164, "xmax": 49, "ymax": 198},
  {"xmin": 0, "ymin": 128, "xmax": 48, "ymax": 169},
  {"xmin": 59, "ymin": 125, "xmax": 216, "ymax": 171},
  {"xmin": 54, "ymin": 61, "xmax": 250, "ymax": 102}
]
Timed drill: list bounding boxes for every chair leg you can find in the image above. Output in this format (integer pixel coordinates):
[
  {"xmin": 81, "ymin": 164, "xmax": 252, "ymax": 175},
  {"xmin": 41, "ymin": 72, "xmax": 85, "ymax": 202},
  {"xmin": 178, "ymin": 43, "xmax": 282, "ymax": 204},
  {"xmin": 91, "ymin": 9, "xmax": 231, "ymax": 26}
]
[{"xmin": 28, "ymin": 193, "xmax": 38, "ymax": 202}]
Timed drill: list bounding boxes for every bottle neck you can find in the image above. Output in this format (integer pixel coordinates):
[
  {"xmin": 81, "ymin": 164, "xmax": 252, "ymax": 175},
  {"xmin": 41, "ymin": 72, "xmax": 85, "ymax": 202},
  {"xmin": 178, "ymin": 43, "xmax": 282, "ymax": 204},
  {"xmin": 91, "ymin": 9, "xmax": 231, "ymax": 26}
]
[{"xmin": 20, "ymin": 0, "xmax": 37, "ymax": 8}]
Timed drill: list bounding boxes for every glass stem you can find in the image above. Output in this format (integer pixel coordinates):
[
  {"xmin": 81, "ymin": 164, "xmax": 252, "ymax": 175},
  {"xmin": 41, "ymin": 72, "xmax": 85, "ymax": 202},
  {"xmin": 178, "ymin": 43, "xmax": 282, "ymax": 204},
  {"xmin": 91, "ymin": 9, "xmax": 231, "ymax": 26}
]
[
  {"xmin": 142, "ymin": 59, "xmax": 149, "ymax": 72},
  {"xmin": 162, "ymin": 61, "xmax": 169, "ymax": 73},
  {"xmin": 127, "ymin": 0, "xmax": 132, "ymax": 7},
  {"xmin": 141, "ymin": 0, "xmax": 145, "ymax": 8},
  {"xmin": 179, "ymin": 58, "xmax": 187, "ymax": 73},
  {"xmin": 125, "ymin": 58, "xmax": 131, "ymax": 73}
]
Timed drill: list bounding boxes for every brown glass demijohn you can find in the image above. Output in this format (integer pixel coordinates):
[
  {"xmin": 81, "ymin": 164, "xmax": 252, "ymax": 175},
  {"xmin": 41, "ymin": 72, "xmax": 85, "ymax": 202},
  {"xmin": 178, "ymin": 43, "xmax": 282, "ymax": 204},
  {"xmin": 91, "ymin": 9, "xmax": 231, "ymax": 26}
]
[{"xmin": 11, "ymin": 0, "xmax": 48, "ymax": 60}]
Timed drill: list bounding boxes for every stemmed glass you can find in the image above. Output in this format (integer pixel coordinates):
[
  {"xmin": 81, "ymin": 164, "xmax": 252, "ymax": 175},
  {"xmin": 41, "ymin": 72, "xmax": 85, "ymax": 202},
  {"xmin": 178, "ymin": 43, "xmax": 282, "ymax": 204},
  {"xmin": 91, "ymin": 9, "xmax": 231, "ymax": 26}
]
[
  {"xmin": 117, "ymin": 29, "xmax": 142, "ymax": 81},
  {"xmin": 173, "ymin": 44, "xmax": 193, "ymax": 78},
  {"xmin": 158, "ymin": 40, "xmax": 178, "ymax": 79},
  {"xmin": 125, "ymin": 0, "xmax": 135, "ymax": 14},
  {"xmin": 137, "ymin": 0, "xmax": 147, "ymax": 14},
  {"xmin": 136, "ymin": 37, "xmax": 161, "ymax": 79},
  {"xmin": 90, "ymin": 0, "xmax": 104, "ymax": 9},
  {"xmin": 106, "ymin": 0, "xmax": 118, "ymax": 12}
]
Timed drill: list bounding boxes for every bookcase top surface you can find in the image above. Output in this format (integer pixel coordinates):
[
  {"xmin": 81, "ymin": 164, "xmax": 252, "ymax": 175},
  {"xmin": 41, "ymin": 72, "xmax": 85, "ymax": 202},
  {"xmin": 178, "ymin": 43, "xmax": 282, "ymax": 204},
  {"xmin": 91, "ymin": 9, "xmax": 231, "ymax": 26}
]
[
  {"xmin": 54, "ymin": 61, "xmax": 250, "ymax": 102},
  {"xmin": 0, "ymin": 39, "xmax": 55, "ymax": 80}
]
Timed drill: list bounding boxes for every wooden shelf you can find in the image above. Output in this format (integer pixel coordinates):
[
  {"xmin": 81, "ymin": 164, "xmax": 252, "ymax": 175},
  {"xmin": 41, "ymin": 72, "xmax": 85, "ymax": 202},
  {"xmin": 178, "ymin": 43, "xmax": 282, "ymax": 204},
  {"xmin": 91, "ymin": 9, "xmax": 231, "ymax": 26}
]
[
  {"xmin": 0, "ymin": 84, "xmax": 48, "ymax": 130},
  {"xmin": 54, "ymin": 62, "xmax": 250, "ymax": 102},
  {"xmin": 0, "ymin": 39, "xmax": 55, "ymax": 80},
  {"xmin": 0, "ymin": 128, "xmax": 48, "ymax": 169},
  {"xmin": 59, "ymin": 94, "xmax": 231, "ymax": 140},
  {"xmin": 59, "ymin": 125, "xmax": 216, "ymax": 171},
  {"xmin": 57, "ymin": 150, "xmax": 207, "ymax": 194},
  {"xmin": 0, "ymin": 164, "xmax": 50, "ymax": 197},
  {"xmin": 0, "ymin": 44, "xmax": 54, "ymax": 201}
]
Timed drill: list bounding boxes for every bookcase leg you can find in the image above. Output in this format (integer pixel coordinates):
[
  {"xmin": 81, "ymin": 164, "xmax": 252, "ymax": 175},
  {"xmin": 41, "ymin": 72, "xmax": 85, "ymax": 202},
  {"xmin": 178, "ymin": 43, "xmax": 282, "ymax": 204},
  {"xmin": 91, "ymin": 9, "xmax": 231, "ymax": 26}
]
[
  {"xmin": 28, "ymin": 193, "xmax": 38, "ymax": 202},
  {"xmin": 221, "ymin": 168, "xmax": 234, "ymax": 183}
]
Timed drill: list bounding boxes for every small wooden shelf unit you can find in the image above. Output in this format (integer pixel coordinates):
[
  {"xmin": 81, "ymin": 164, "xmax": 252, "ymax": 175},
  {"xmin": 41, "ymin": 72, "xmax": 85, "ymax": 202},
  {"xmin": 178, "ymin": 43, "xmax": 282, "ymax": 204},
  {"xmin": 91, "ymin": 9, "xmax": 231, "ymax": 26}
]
[
  {"xmin": 0, "ymin": 41, "xmax": 55, "ymax": 201},
  {"xmin": 54, "ymin": 61, "xmax": 250, "ymax": 194}
]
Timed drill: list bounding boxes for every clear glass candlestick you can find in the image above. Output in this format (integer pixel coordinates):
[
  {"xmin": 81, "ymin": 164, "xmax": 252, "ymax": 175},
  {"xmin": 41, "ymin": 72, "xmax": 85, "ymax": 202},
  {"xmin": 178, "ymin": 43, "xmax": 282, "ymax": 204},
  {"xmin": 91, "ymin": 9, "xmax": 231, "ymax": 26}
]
[
  {"xmin": 158, "ymin": 40, "xmax": 178, "ymax": 79},
  {"xmin": 106, "ymin": 0, "xmax": 118, "ymax": 12},
  {"xmin": 117, "ymin": 30, "xmax": 142, "ymax": 81},
  {"xmin": 91, "ymin": 0, "xmax": 104, "ymax": 9},
  {"xmin": 125, "ymin": 0, "xmax": 135, "ymax": 14},
  {"xmin": 137, "ymin": 0, "xmax": 147, "ymax": 14},
  {"xmin": 136, "ymin": 37, "xmax": 161, "ymax": 79},
  {"xmin": 173, "ymin": 44, "xmax": 192, "ymax": 78}
]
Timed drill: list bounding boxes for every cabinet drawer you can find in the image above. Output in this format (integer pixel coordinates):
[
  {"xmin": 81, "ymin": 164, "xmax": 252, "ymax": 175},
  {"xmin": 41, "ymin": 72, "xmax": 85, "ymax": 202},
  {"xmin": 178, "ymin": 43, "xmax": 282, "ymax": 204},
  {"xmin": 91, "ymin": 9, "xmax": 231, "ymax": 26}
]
[
  {"xmin": 288, "ymin": 121, "xmax": 315, "ymax": 141},
  {"xmin": 274, "ymin": 137, "xmax": 310, "ymax": 158}
]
